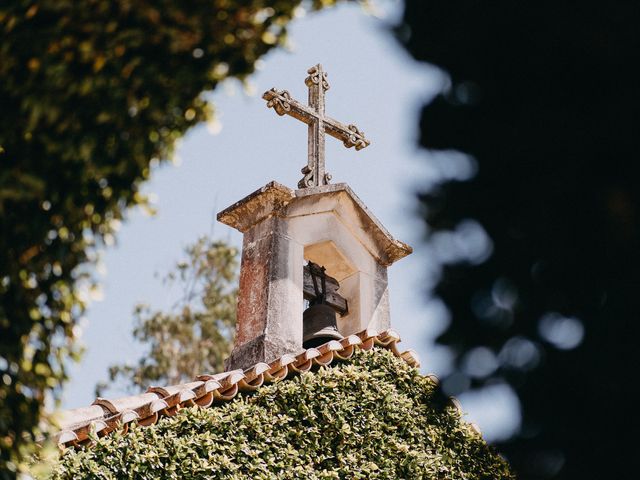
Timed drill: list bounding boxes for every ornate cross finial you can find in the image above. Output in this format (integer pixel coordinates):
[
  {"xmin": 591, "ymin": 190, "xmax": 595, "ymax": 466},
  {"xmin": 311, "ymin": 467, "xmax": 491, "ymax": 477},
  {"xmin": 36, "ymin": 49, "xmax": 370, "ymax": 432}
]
[{"xmin": 263, "ymin": 64, "xmax": 370, "ymax": 189}]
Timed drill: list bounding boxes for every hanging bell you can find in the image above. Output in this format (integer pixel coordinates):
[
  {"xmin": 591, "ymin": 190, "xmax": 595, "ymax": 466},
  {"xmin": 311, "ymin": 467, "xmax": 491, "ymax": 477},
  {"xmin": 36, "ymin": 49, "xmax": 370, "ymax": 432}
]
[
  {"xmin": 302, "ymin": 262, "xmax": 343, "ymax": 349},
  {"xmin": 303, "ymin": 303, "xmax": 342, "ymax": 348}
]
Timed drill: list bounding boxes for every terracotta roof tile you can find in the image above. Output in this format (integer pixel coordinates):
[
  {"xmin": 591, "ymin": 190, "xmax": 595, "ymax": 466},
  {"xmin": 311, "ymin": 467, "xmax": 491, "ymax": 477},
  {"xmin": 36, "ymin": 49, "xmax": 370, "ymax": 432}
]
[
  {"xmin": 290, "ymin": 347, "xmax": 320, "ymax": 373},
  {"xmin": 263, "ymin": 354, "xmax": 294, "ymax": 382},
  {"xmin": 147, "ymin": 384, "xmax": 197, "ymax": 401},
  {"xmin": 237, "ymin": 362, "xmax": 270, "ymax": 391},
  {"xmin": 314, "ymin": 340, "xmax": 343, "ymax": 365},
  {"xmin": 57, "ymin": 405, "xmax": 105, "ymax": 431},
  {"xmin": 54, "ymin": 328, "xmax": 422, "ymax": 448}
]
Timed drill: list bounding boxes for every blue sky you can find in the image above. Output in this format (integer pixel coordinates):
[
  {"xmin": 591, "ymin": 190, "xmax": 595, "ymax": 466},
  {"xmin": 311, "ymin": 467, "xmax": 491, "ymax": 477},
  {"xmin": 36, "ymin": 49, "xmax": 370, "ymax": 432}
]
[{"xmin": 61, "ymin": 1, "xmax": 519, "ymax": 441}]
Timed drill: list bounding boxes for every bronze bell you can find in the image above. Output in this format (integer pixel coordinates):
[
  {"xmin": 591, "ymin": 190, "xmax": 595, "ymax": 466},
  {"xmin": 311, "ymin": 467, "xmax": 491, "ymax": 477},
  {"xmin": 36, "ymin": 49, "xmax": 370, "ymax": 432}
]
[
  {"xmin": 303, "ymin": 303, "xmax": 342, "ymax": 348},
  {"xmin": 302, "ymin": 262, "xmax": 343, "ymax": 349}
]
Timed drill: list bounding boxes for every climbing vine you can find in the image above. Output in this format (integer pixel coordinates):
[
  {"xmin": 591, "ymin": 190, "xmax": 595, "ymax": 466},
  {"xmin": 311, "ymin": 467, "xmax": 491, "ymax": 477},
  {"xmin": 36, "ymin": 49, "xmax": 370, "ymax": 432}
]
[{"xmin": 53, "ymin": 349, "xmax": 513, "ymax": 479}]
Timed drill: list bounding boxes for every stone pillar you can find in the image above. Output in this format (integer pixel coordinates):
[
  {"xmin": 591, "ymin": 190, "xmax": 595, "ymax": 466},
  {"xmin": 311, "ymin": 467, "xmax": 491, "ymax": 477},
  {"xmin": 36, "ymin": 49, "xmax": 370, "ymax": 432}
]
[
  {"xmin": 225, "ymin": 216, "xmax": 305, "ymax": 370},
  {"xmin": 218, "ymin": 181, "xmax": 411, "ymax": 371}
]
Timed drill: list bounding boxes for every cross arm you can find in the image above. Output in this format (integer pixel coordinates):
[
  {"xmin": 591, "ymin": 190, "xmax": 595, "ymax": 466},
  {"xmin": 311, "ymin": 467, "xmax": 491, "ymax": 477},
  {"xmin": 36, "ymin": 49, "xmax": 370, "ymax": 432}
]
[
  {"xmin": 262, "ymin": 88, "xmax": 371, "ymax": 151},
  {"xmin": 262, "ymin": 88, "xmax": 318, "ymax": 125},
  {"xmin": 323, "ymin": 116, "xmax": 370, "ymax": 151}
]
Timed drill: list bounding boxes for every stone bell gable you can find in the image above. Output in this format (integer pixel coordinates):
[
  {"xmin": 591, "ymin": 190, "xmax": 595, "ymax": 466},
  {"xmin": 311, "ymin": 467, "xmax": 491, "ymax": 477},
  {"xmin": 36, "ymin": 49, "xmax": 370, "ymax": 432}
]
[{"xmin": 218, "ymin": 181, "xmax": 412, "ymax": 371}]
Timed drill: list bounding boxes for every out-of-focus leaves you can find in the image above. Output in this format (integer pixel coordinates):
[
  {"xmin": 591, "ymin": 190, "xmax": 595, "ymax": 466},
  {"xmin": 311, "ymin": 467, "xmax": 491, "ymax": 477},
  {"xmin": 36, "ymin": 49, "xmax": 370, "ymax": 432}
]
[
  {"xmin": 0, "ymin": 1, "xmax": 341, "ymax": 476},
  {"xmin": 397, "ymin": 1, "xmax": 640, "ymax": 479}
]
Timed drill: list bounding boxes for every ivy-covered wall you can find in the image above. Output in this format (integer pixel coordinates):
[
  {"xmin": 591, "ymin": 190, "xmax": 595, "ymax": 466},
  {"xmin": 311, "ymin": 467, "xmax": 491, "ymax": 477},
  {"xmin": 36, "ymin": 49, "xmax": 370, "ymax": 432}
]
[{"xmin": 53, "ymin": 349, "xmax": 513, "ymax": 479}]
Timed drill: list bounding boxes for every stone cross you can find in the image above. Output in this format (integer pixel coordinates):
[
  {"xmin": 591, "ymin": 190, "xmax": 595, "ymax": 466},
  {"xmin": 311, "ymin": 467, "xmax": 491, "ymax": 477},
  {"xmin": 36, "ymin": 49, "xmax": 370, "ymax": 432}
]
[{"xmin": 262, "ymin": 64, "xmax": 371, "ymax": 189}]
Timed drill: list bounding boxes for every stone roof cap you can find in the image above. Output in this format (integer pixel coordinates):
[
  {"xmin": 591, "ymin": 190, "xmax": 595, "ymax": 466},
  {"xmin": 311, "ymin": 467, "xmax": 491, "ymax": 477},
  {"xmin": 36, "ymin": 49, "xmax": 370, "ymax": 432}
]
[{"xmin": 217, "ymin": 181, "xmax": 412, "ymax": 266}]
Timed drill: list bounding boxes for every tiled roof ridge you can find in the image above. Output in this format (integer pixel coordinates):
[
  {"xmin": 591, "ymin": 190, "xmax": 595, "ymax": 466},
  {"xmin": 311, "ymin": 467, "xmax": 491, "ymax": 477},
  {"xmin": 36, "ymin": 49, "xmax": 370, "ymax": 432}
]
[{"xmin": 54, "ymin": 328, "xmax": 421, "ymax": 449}]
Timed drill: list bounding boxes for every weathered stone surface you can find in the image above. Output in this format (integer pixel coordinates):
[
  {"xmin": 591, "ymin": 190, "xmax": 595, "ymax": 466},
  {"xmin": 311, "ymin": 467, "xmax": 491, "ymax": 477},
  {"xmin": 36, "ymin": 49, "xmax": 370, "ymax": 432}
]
[
  {"xmin": 225, "ymin": 334, "xmax": 302, "ymax": 371},
  {"xmin": 292, "ymin": 183, "xmax": 412, "ymax": 266},
  {"xmin": 226, "ymin": 215, "xmax": 304, "ymax": 370},
  {"xmin": 217, "ymin": 181, "xmax": 294, "ymax": 233},
  {"xmin": 262, "ymin": 64, "xmax": 371, "ymax": 189},
  {"xmin": 221, "ymin": 181, "xmax": 411, "ymax": 371}
]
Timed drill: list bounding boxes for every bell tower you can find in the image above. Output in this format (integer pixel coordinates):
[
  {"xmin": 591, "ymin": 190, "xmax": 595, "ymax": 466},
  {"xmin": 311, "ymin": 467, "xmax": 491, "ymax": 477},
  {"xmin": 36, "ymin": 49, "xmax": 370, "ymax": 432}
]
[{"xmin": 220, "ymin": 65, "xmax": 412, "ymax": 370}]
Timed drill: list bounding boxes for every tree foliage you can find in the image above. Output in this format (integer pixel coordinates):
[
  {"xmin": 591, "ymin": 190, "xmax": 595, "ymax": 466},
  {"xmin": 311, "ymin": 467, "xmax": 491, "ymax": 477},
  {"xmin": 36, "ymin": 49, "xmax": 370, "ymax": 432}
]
[
  {"xmin": 398, "ymin": 1, "xmax": 640, "ymax": 479},
  {"xmin": 0, "ymin": 0, "xmax": 341, "ymax": 475},
  {"xmin": 53, "ymin": 349, "xmax": 513, "ymax": 479},
  {"xmin": 98, "ymin": 237, "xmax": 238, "ymax": 396}
]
